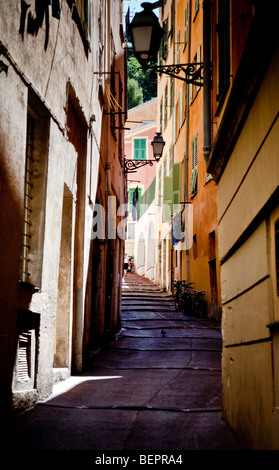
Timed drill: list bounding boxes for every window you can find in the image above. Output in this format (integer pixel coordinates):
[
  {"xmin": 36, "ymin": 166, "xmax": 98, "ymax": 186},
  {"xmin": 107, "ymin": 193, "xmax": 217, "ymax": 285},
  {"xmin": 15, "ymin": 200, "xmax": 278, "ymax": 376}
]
[
  {"xmin": 163, "ymin": 157, "xmax": 167, "ymax": 177},
  {"xmin": 21, "ymin": 117, "xmax": 34, "ymax": 284},
  {"xmin": 170, "ymin": 76, "xmax": 174, "ymax": 110},
  {"xmin": 184, "ymin": 4, "xmax": 189, "ymax": 45},
  {"xmin": 194, "ymin": 0, "xmax": 200, "ymax": 18},
  {"xmin": 189, "ymin": 46, "xmax": 202, "ymax": 105},
  {"xmin": 163, "ymin": 176, "xmax": 173, "ymax": 223},
  {"xmin": 98, "ymin": 0, "xmax": 104, "ymax": 74},
  {"xmin": 20, "ymin": 92, "xmax": 49, "ymax": 288},
  {"xmin": 173, "ymin": 162, "xmax": 181, "ymax": 208},
  {"xmin": 160, "ymin": 99, "xmax": 163, "ymax": 133},
  {"xmin": 178, "ymin": 86, "xmax": 183, "ymax": 129},
  {"xmin": 163, "ymin": 18, "xmax": 169, "ymax": 60},
  {"xmin": 189, "ymin": 135, "xmax": 198, "ymax": 196},
  {"xmin": 164, "ymin": 84, "xmax": 168, "ymax": 128},
  {"xmin": 128, "ymin": 223, "xmax": 135, "ymax": 239},
  {"xmin": 158, "ymin": 168, "xmax": 162, "ymax": 199},
  {"xmin": 74, "ymin": 0, "xmax": 92, "ymax": 43},
  {"xmin": 177, "ymin": 29, "xmax": 180, "ymax": 65},
  {"xmin": 12, "ymin": 310, "xmax": 39, "ymax": 393},
  {"xmin": 170, "ymin": 1, "xmax": 175, "ymax": 40},
  {"xmin": 172, "ymin": 104, "xmax": 176, "ymax": 144},
  {"xmin": 134, "ymin": 139, "xmax": 146, "ymax": 160},
  {"xmin": 169, "ymin": 146, "xmax": 173, "ymax": 176}
]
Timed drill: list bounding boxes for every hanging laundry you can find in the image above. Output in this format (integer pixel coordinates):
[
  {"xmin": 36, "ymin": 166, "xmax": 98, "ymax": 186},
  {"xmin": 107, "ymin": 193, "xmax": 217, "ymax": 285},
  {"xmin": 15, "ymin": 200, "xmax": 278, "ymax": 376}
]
[
  {"xmin": 173, "ymin": 212, "xmax": 183, "ymax": 245},
  {"xmin": 132, "ymin": 187, "xmax": 138, "ymax": 221}
]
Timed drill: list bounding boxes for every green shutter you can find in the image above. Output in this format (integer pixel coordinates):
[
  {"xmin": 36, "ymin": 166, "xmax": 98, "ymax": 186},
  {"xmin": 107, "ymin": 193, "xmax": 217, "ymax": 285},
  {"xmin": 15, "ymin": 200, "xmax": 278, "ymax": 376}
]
[
  {"xmin": 172, "ymin": 162, "xmax": 181, "ymax": 210},
  {"xmin": 134, "ymin": 139, "xmax": 146, "ymax": 160},
  {"xmin": 163, "ymin": 18, "xmax": 168, "ymax": 60},
  {"xmin": 164, "ymin": 84, "xmax": 168, "ymax": 127},
  {"xmin": 189, "ymin": 136, "xmax": 198, "ymax": 195},
  {"xmin": 140, "ymin": 139, "xmax": 146, "ymax": 160},
  {"xmin": 85, "ymin": 0, "xmax": 92, "ymax": 42},
  {"xmin": 163, "ymin": 176, "xmax": 173, "ymax": 223},
  {"xmin": 170, "ymin": 77, "xmax": 174, "ymax": 109}
]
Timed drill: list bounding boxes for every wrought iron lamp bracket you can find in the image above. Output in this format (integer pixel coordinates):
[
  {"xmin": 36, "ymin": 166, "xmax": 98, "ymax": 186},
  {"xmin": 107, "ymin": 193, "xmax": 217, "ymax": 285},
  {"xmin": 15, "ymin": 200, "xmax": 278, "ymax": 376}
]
[
  {"xmin": 124, "ymin": 158, "xmax": 156, "ymax": 174},
  {"xmin": 150, "ymin": 62, "xmax": 204, "ymax": 86}
]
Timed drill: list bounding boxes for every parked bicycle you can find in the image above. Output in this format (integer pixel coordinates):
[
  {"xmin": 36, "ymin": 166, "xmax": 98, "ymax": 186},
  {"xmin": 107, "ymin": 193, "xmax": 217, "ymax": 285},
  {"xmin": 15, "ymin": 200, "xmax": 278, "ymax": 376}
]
[
  {"xmin": 191, "ymin": 289, "xmax": 206, "ymax": 318},
  {"xmin": 173, "ymin": 280, "xmax": 206, "ymax": 318},
  {"xmin": 180, "ymin": 281, "xmax": 195, "ymax": 316},
  {"xmin": 173, "ymin": 280, "xmax": 182, "ymax": 311}
]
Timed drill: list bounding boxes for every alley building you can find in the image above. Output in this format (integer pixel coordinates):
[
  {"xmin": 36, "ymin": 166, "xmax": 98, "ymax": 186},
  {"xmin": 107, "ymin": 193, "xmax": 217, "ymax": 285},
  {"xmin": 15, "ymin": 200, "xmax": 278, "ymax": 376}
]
[
  {"xmin": 0, "ymin": 0, "xmax": 126, "ymax": 414},
  {"xmin": 127, "ymin": 0, "xmax": 279, "ymax": 449},
  {"xmin": 207, "ymin": 0, "xmax": 279, "ymax": 449},
  {"xmin": 152, "ymin": 0, "xmax": 221, "ymax": 317}
]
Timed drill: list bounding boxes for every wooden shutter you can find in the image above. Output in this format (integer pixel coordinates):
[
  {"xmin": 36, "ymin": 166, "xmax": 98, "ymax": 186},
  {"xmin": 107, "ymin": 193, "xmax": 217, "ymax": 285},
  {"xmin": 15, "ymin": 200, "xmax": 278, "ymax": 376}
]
[
  {"xmin": 134, "ymin": 139, "xmax": 146, "ymax": 160},
  {"xmin": 173, "ymin": 162, "xmax": 181, "ymax": 209},
  {"xmin": 197, "ymin": 45, "xmax": 201, "ymax": 91},
  {"xmin": 86, "ymin": 0, "xmax": 92, "ymax": 42},
  {"xmin": 163, "ymin": 18, "xmax": 168, "ymax": 60},
  {"xmin": 18, "ymin": 332, "xmax": 31, "ymax": 382},
  {"xmin": 189, "ymin": 136, "xmax": 198, "ymax": 195},
  {"xmin": 164, "ymin": 84, "xmax": 168, "ymax": 127},
  {"xmin": 163, "ymin": 176, "xmax": 173, "ymax": 223}
]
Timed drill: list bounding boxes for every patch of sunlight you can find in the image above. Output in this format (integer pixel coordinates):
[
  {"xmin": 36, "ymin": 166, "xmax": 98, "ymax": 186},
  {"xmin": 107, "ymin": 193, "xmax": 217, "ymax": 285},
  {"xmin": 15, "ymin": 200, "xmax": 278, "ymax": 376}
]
[
  {"xmin": 122, "ymin": 279, "xmax": 130, "ymax": 288},
  {"xmin": 47, "ymin": 375, "xmax": 123, "ymax": 401}
]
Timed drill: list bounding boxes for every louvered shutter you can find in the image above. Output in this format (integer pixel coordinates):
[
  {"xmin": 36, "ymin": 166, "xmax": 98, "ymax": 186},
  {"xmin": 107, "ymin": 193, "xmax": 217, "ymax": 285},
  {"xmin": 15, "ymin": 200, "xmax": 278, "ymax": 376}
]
[
  {"xmin": 189, "ymin": 136, "xmax": 198, "ymax": 195},
  {"xmin": 173, "ymin": 162, "xmax": 181, "ymax": 210},
  {"xmin": 163, "ymin": 176, "xmax": 173, "ymax": 223},
  {"xmin": 134, "ymin": 139, "xmax": 146, "ymax": 160},
  {"xmin": 18, "ymin": 333, "xmax": 31, "ymax": 382}
]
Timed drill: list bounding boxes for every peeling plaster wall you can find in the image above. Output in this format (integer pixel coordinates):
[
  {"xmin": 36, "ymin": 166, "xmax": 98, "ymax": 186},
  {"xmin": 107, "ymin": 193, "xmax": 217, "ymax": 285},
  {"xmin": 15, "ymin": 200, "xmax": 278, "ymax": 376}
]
[{"xmin": 0, "ymin": 0, "xmax": 107, "ymax": 411}]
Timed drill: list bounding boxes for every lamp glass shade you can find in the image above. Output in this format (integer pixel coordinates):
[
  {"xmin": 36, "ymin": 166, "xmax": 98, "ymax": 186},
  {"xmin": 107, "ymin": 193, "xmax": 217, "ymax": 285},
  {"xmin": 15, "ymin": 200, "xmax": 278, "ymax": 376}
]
[
  {"xmin": 132, "ymin": 25, "xmax": 153, "ymax": 54},
  {"xmin": 151, "ymin": 132, "xmax": 165, "ymax": 161},
  {"xmin": 130, "ymin": 4, "xmax": 163, "ymax": 69}
]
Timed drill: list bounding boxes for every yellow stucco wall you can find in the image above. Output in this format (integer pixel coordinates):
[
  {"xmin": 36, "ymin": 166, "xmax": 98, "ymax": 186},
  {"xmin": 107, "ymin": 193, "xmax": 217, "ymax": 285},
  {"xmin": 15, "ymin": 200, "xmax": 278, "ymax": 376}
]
[{"xmin": 219, "ymin": 46, "xmax": 279, "ymax": 448}]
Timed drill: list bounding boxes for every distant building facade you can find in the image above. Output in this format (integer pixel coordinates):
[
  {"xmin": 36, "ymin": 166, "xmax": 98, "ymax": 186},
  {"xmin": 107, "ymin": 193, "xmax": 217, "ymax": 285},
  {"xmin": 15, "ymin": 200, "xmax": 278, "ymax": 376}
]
[
  {"xmin": 124, "ymin": 99, "xmax": 157, "ymax": 277},
  {"xmin": 154, "ymin": 0, "xmax": 220, "ymax": 318}
]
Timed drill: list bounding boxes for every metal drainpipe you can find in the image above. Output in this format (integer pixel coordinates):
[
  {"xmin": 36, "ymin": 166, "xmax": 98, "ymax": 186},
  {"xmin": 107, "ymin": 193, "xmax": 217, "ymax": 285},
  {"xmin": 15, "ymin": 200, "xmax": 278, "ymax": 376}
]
[
  {"xmin": 171, "ymin": 2, "xmax": 175, "ymax": 293},
  {"xmin": 203, "ymin": 0, "xmax": 211, "ymax": 163},
  {"xmin": 184, "ymin": 0, "xmax": 192, "ymax": 283}
]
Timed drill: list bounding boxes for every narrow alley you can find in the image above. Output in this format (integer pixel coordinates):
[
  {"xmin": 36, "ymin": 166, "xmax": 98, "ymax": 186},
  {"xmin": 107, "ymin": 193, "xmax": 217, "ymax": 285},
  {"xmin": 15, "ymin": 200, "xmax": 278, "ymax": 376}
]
[{"xmin": 5, "ymin": 273, "xmax": 241, "ymax": 454}]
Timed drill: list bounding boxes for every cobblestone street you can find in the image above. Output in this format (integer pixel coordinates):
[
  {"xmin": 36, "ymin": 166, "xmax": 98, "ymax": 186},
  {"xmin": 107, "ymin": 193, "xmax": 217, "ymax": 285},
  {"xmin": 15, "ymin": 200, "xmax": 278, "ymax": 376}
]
[{"xmin": 5, "ymin": 273, "xmax": 241, "ymax": 453}]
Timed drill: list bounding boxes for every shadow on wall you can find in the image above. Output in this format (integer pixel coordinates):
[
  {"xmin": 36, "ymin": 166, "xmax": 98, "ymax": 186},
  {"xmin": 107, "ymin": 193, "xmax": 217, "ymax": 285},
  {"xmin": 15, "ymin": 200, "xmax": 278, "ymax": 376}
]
[
  {"xmin": 0, "ymin": 157, "xmax": 34, "ymax": 415},
  {"xmin": 19, "ymin": 0, "xmax": 61, "ymax": 50}
]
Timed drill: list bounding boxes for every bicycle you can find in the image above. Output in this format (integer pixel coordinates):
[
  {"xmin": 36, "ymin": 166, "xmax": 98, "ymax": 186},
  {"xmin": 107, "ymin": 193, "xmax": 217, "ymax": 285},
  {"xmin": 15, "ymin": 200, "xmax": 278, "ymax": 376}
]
[
  {"xmin": 180, "ymin": 281, "xmax": 195, "ymax": 316},
  {"xmin": 173, "ymin": 280, "xmax": 182, "ymax": 311},
  {"xmin": 191, "ymin": 289, "xmax": 206, "ymax": 318},
  {"xmin": 173, "ymin": 280, "xmax": 206, "ymax": 318}
]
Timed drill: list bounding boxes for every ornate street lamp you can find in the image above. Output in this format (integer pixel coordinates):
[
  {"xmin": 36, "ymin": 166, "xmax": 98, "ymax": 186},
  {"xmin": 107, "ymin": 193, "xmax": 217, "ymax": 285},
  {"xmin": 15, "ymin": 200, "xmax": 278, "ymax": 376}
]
[
  {"xmin": 128, "ymin": 2, "xmax": 204, "ymax": 86},
  {"xmin": 124, "ymin": 132, "xmax": 165, "ymax": 174},
  {"xmin": 151, "ymin": 132, "xmax": 165, "ymax": 161},
  {"xmin": 129, "ymin": 2, "xmax": 163, "ymax": 71}
]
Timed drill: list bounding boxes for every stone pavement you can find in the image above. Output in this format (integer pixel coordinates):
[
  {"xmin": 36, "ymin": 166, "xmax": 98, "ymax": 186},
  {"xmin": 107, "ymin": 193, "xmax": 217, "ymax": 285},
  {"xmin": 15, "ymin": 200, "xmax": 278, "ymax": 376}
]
[{"xmin": 4, "ymin": 273, "xmax": 242, "ymax": 455}]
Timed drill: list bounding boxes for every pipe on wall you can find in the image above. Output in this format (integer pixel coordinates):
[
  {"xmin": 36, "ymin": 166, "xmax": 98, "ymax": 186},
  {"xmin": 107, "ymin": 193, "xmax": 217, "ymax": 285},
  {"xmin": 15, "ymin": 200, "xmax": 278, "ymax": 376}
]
[{"xmin": 203, "ymin": 0, "xmax": 211, "ymax": 163}]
